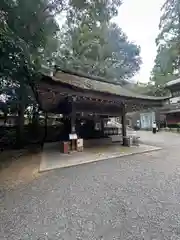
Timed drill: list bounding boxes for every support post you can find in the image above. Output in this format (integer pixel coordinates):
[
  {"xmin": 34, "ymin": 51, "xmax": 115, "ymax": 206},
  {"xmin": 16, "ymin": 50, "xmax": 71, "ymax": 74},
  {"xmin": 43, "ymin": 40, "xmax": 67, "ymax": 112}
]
[
  {"xmin": 101, "ymin": 118, "xmax": 104, "ymax": 137},
  {"xmin": 121, "ymin": 104, "xmax": 127, "ymax": 146},
  {"xmin": 41, "ymin": 111, "xmax": 48, "ymax": 149},
  {"xmin": 70, "ymin": 97, "xmax": 76, "ymax": 134},
  {"xmin": 70, "ymin": 96, "xmax": 77, "ymax": 151}
]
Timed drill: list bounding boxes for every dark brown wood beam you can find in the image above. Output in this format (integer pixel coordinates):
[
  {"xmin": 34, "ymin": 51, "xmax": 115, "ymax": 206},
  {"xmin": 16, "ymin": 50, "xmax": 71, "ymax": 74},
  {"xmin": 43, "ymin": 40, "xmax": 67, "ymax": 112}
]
[
  {"xmin": 38, "ymin": 80, "xmax": 165, "ymax": 107},
  {"xmin": 36, "ymin": 80, "xmax": 166, "ymax": 114},
  {"xmin": 121, "ymin": 104, "xmax": 127, "ymax": 146},
  {"xmin": 70, "ymin": 96, "xmax": 76, "ymax": 134}
]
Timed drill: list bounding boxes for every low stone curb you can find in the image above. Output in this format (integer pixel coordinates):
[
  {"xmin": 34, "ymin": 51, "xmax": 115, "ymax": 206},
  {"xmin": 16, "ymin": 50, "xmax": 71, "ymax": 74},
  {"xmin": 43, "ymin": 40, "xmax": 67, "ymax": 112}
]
[{"xmin": 39, "ymin": 145, "xmax": 162, "ymax": 172}]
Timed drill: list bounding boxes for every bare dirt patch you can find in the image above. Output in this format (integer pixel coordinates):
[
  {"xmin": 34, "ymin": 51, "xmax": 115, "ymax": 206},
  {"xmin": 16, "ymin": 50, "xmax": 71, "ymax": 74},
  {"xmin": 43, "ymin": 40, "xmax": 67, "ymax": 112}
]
[{"xmin": 0, "ymin": 151, "xmax": 44, "ymax": 190}]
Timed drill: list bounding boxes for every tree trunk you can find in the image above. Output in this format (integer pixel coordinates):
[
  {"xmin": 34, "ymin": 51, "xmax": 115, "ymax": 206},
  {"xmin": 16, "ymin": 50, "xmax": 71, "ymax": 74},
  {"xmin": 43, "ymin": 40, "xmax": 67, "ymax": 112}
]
[
  {"xmin": 121, "ymin": 104, "xmax": 127, "ymax": 146},
  {"xmin": 41, "ymin": 112, "xmax": 48, "ymax": 149},
  {"xmin": 32, "ymin": 104, "xmax": 40, "ymax": 127},
  {"xmin": 16, "ymin": 81, "xmax": 25, "ymax": 147},
  {"xmin": 3, "ymin": 112, "xmax": 7, "ymax": 126}
]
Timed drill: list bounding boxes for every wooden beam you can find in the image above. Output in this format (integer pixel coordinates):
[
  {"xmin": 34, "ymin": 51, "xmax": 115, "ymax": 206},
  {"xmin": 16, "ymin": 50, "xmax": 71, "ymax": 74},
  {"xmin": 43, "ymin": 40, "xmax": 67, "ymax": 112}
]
[
  {"xmin": 38, "ymin": 80, "xmax": 165, "ymax": 106},
  {"xmin": 36, "ymin": 80, "xmax": 166, "ymax": 114},
  {"xmin": 70, "ymin": 96, "xmax": 76, "ymax": 133},
  {"xmin": 41, "ymin": 112, "xmax": 48, "ymax": 149},
  {"xmin": 121, "ymin": 104, "xmax": 127, "ymax": 146}
]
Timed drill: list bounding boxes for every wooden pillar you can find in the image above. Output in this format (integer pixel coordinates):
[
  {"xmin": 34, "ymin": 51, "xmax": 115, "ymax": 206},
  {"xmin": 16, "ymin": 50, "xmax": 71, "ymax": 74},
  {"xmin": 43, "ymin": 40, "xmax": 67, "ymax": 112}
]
[
  {"xmin": 41, "ymin": 111, "xmax": 48, "ymax": 149},
  {"xmin": 70, "ymin": 96, "xmax": 77, "ymax": 151},
  {"xmin": 121, "ymin": 104, "xmax": 127, "ymax": 146},
  {"xmin": 70, "ymin": 96, "xmax": 76, "ymax": 134},
  {"xmin": 101, "ymin": 118, "xmax": 104, "ymax": 137}
]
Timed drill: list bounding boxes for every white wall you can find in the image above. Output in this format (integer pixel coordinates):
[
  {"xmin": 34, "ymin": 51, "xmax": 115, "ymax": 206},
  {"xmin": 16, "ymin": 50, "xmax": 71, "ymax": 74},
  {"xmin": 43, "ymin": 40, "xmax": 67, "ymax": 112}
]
[{"xmin": 140, "ymin": 112, "xmax": 155, "ymax": 129}]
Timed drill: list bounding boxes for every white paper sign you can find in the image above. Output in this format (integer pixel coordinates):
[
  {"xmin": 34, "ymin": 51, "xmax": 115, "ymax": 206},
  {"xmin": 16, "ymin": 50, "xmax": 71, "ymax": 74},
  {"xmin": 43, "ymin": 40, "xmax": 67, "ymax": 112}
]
[{"xmin": 69, "ymin": 133, "xmax": 77, "ymax": 140}]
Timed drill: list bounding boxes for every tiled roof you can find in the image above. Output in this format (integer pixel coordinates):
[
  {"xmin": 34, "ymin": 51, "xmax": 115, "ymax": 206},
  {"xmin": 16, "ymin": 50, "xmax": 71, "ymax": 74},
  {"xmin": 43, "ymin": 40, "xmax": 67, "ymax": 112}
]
[
  {"xmin": 165, "ymin": 78, "xmax": 180, "ymax": 87},
  {"xmin": 50, "ymin": 70, "xmax": 169, "ymax": 101}
]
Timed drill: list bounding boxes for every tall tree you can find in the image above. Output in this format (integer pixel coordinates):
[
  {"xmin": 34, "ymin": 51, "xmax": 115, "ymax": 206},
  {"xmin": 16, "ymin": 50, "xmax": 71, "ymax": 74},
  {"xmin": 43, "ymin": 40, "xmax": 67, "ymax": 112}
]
[
  {"xmin": 0, "ymin": 0, "xmax": 65, "ymax": 145},
  {"xmin": 154, "ymin": 0, "xmax": 180, "ymax": 75},
  {"xmin": 56, "ymin": 0, "xmax": 141, "ymax": 83},
  {"xmin": 151, "ymin": 45, "xmax": 178, "ymax": 85},
  {"xmin": 151, "ymin": 0, "xmax": 180, "ymax": 96}
]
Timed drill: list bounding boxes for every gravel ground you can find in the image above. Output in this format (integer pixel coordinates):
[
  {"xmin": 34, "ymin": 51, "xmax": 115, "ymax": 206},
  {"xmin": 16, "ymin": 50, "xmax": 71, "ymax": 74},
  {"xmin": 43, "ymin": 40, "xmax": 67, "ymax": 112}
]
[{"xmin": 1, "ymin": 131, "xmax": 180, "ymax": 239}]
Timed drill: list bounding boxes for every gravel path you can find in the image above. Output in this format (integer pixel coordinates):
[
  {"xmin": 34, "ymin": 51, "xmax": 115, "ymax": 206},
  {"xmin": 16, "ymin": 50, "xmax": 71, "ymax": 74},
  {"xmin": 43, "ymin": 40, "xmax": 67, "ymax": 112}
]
[{"xmin": 1, "ymin": 131, "xmax": 180, "ymax": 239}]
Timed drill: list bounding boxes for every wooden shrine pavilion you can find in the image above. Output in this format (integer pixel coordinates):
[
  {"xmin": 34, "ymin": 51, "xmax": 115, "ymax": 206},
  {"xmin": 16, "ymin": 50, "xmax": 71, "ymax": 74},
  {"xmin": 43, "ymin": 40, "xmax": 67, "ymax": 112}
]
[{"xmin": 33, "ymin": 69, "xmax": 169, "ymax": 146}]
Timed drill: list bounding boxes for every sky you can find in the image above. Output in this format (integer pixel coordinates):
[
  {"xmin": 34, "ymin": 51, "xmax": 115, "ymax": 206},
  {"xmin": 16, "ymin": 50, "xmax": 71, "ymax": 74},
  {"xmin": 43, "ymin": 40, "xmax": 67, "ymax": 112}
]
[{"xmin": 115, "ymin": 0, "xmax": 165, "ymax": 83}]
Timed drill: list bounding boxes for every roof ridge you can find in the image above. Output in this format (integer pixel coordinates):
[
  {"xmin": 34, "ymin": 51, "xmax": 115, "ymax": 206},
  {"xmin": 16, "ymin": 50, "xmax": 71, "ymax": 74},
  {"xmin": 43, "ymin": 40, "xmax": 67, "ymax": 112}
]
[
  {"xmin": 50, "ymin": 71, "xmax": 170, "ymax": 101},
  {"xmin": 54, "ymin": 66, "xmax": 129, "ymax": 86}
]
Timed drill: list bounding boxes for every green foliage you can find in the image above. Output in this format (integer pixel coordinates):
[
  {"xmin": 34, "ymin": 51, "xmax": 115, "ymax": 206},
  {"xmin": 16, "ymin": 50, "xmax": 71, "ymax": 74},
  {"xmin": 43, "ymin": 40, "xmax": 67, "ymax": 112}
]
[
  {"xmin": 0, "ymin": 0, "xmax": 65, "ymax": 145},
  {"xmin": 0, "ymin": 0, "xmax": 66, "ymax": 100},
  {"xmin": 56, "ymin": 0, "xmax": 141, "ymax": 83},
  {"xmin": 151, "ymin": 0, "xmax": 180, "ymax": 94},
  {"xmin": 126, "ymin": 82, "xmax": 168, "ymax": 97},
  {"xmin": 0, "ymin": 0, "xmax": 142, "ymax": 147},
  {"xmin": 0, "ymin": 0, "xmax": 61, "ymax": 78},
  {"xmin": 158, "ymin": 0, "xmax": 180, "ymax": 45}
]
